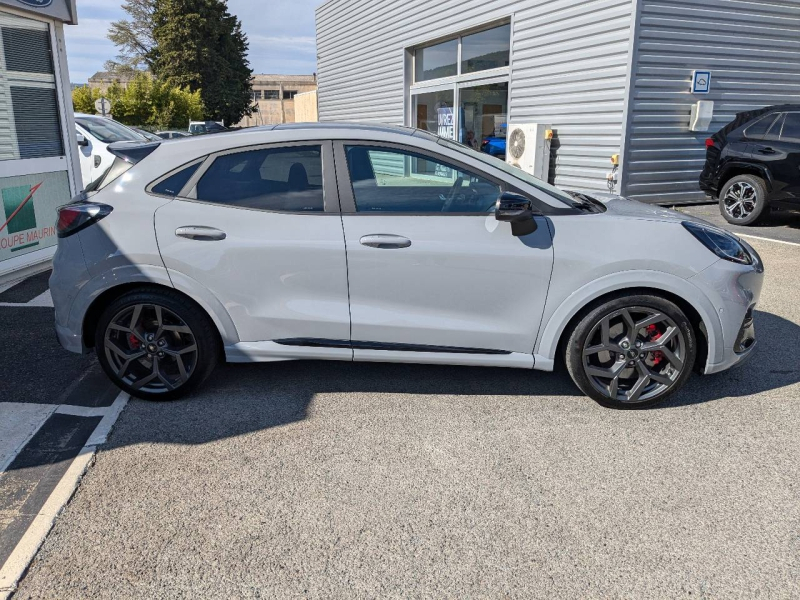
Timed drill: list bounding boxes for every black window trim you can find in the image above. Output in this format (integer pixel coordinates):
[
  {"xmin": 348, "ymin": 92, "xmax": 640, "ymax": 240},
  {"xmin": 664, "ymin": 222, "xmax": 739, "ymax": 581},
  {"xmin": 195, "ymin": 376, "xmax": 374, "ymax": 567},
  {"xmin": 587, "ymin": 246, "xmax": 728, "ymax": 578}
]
[
  {"xmin": 179, "ymin": 140, "xmax": 340, "ymax": 215},
  {"xmin": 333, "ymin": 140, "xmax": 574, "ymax": 216}
]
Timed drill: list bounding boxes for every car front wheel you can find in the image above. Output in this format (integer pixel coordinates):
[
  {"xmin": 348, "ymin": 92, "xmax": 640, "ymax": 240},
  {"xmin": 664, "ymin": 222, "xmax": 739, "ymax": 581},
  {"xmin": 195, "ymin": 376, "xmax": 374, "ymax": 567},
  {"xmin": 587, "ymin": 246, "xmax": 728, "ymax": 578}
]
[
  {"xmin": 95, "ymin": 289, "xmax": 219, "ymax": 401},
  {"xmin": 565, "ymin": 294, "xmax": 697, "ymax": 409}
]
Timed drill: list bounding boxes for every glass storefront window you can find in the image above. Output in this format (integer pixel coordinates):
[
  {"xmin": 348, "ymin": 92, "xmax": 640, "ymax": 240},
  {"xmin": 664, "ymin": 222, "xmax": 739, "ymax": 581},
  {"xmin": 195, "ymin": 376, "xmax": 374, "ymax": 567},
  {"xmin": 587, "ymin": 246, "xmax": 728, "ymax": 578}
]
[
  {"xmin": 414, "ymin": 38, "xmax": 457, "ymax": 82},
  {"xmin": 459, "ymin": 82, "xmax": 508, "ymax": 159},
  {"xmin": 461, "ymin": 24, "xmax": 510, "ymax": 74},
  {"xmin": 412, "ymin": 89, "xmax": 455, "ymax": 139}
]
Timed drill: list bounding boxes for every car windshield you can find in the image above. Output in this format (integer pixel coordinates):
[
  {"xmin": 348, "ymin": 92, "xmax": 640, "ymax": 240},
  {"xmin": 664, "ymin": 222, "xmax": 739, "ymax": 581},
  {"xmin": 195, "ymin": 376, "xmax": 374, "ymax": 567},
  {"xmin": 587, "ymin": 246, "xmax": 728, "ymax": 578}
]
[
  {"xmin": 437, "ymin": 137, "xmax": 582, "ymax": 208},
  {"xmin": 76, "ymin": 117, "xmax": 144, "ymax": 144}
]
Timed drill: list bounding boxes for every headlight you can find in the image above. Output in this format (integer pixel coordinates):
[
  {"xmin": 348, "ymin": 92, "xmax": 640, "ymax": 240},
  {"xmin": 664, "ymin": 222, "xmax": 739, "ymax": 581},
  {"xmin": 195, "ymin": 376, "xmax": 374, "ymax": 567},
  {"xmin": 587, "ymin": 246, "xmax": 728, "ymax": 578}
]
[{"xmin": 682, "ymin": 221, "xmax": 752, "ymax": 265}]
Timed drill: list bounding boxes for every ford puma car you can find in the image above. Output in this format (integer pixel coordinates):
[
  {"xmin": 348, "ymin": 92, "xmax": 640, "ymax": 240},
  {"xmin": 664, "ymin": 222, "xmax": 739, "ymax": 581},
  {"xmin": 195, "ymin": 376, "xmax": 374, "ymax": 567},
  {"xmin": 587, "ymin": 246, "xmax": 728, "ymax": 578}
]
[{"xmin": 50, "ymin": 124, "xmax": 763, "ymax": 409}]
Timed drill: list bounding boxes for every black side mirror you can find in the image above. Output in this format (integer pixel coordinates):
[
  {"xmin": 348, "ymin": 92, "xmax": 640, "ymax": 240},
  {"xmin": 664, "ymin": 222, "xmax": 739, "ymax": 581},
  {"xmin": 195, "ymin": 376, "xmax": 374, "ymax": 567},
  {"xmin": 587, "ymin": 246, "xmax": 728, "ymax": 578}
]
[
  {"xmin": 76, "ymin": 133, "xmax": 88, "ymax": 147},
  {"xmin": 495, "ymin": 192, "xmax": 539, "ymax": 236}
]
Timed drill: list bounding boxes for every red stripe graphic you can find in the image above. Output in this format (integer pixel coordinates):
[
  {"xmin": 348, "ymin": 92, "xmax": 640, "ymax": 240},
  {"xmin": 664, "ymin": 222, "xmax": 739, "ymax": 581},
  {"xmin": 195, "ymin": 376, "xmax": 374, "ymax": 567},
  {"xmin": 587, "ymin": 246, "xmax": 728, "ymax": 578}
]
[{"xmin": 0, "ymin": 182, "xmax": 43, "ymax": 234}]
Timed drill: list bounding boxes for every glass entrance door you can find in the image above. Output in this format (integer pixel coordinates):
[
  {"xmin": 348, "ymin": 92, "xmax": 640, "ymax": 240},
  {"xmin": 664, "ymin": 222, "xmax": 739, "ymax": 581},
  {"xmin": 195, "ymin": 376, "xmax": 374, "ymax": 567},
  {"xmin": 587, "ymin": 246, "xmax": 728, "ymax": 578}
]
[{"xmin": 458, "ymin": 82, "xmax": 509, "ymax": 160}]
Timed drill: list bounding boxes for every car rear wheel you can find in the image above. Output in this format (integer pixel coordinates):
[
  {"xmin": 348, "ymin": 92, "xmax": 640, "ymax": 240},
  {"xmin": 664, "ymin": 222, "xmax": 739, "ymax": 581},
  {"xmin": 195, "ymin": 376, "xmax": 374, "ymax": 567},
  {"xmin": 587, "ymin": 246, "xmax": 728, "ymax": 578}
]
[
  {"xmin": 564, "ymin": 294, "xmax": 697, "ymax": 409},
  {"xmin": 95, "ymin": 289, "xmax": 219, "ymax": 401},
  {"xmin": 719, "ymin": 174, "xmax": 769, "ymax": 225}
]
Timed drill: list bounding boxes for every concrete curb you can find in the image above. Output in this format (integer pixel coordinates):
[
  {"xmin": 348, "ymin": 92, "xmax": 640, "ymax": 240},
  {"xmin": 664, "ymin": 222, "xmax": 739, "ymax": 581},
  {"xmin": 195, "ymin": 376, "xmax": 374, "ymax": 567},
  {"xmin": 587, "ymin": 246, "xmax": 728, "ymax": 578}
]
[{"xmin": 0, "ymin": 392, "xmax": 129, "ymax": 599}]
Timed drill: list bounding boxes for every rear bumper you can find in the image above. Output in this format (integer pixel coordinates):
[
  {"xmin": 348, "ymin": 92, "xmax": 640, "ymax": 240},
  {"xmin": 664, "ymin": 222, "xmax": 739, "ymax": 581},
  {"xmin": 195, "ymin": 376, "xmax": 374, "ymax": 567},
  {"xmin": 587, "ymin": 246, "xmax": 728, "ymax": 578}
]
[{"xmin": 55, "ymin": 322, "xmax": 88, "ymax": 354}]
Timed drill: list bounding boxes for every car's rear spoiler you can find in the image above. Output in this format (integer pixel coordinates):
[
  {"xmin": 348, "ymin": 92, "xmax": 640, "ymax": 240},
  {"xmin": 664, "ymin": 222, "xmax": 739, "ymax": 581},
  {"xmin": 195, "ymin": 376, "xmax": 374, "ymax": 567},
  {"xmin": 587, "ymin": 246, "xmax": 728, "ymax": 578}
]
[{"xmin": 107, "ymin": 141, "xmax": 160, "ymax": 164}]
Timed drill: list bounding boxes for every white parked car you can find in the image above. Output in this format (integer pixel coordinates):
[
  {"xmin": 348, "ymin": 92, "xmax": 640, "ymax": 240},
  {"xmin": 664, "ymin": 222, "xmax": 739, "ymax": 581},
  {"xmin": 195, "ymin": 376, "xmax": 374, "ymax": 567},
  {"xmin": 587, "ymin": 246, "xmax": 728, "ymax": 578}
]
[
  {"xmin": 50, "ymin": 124, "xmax": 763, "ymax": 408},
  {"xmin": 74, "ymin": 113, "xmax": 147, "ymax": 188}
]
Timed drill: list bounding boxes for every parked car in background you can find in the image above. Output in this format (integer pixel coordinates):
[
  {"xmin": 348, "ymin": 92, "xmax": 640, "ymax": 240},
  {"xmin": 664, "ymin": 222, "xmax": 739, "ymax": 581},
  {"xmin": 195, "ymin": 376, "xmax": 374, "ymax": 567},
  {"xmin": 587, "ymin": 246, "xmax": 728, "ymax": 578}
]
[
  {"xmin": 189, "ymin": 121, "xmax": 228, "ymax": 135},
  {"xmin": 700, "ymin": 105, "xmax": 800, "ymax": 225},
  {"xmin": 51, "ymin": 124, "xmax": 763, "ymax": 410},
  {"xmin": 131, "ymin": 127, "xmax": 163, "ymax": 142},
  {"xmin": 74, "ymin": 113, "xmax": 148, "ymax": 188},
  {"xmin": 480, "ymin": 135, "xmax": 506, "ymax": 159},
  {"xmin": 157, "ymin": 130, "xmax": 191, "ymax": 139}
]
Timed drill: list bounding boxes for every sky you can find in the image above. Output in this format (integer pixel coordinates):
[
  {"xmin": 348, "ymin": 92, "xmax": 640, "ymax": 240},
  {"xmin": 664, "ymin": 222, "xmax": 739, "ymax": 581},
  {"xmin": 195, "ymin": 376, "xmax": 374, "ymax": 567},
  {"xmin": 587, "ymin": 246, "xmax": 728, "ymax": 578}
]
[{"xmin": 64, "ymin": 0, "xmax": 320, "ymax": 84}]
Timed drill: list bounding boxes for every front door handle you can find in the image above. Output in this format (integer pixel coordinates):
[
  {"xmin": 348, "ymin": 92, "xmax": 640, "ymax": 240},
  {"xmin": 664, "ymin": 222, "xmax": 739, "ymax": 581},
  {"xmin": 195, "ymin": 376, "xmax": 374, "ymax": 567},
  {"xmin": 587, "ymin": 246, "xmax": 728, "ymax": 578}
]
[
  {"xmin": 359, "ymin": 234, "xmax": 411, "ymax": 249},
  {"xmin": 175, "ymin": 226, "xmax": 227, "ymax": 241},
  {"xmin": 757, "ymin": 147, "xmax": 777, "ymax": 155}
]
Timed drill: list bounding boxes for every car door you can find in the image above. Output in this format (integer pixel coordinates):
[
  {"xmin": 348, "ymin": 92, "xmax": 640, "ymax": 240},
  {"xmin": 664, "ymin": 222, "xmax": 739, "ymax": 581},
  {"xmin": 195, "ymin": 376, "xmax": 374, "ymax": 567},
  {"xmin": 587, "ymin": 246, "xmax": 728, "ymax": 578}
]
[
  {"xmin": 154, "ymin": 141, "xmax": 351, "ymax": 353},
  {"xmin": 75, "ymin": 124, "xmax": 101, "ymax": 188},
  {"xmin": 334, "ymin": 141, "xmax": 554, "ymax": 361}
]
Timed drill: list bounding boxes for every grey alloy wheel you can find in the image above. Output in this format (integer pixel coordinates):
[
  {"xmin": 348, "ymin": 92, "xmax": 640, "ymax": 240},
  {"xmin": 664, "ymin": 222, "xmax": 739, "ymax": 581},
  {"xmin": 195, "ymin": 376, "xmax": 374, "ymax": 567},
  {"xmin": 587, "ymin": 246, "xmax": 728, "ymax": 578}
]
[
  {"xmin": 104, "ymin": 303, "xmax": 198, "ymax": 394},
  {"xmin": 582, "ymin": 306, "xmax": 687, "ymax": 404},
  {"xmin": 722, "ymin": 181, "xmax": 758, "ymax": 220}
]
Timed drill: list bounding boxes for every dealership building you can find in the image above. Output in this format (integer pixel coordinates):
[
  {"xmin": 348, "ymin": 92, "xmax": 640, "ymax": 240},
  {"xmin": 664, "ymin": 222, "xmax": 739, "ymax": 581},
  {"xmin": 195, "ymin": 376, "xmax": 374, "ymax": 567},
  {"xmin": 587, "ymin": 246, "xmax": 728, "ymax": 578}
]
[
  {"xmin": 316, "ymin": 0, "xmax": 800, "ymax": 203},
  {"xmin": 0, "ymin": 0, "xmax": 80, "ymax": 283}
]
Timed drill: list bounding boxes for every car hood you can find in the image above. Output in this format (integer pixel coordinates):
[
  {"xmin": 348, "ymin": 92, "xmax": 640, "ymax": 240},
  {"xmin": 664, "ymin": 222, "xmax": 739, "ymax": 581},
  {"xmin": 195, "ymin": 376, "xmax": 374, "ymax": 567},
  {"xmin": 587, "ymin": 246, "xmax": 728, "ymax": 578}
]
[{"xmin": 573, "ymin": 191, "xmax": 712, "ymax": 227}]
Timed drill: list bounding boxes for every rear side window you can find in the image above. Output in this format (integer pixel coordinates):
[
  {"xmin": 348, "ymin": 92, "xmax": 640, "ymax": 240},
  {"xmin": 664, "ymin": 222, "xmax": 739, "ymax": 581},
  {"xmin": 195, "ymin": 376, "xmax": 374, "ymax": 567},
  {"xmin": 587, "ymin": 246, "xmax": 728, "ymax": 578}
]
[
  {"xmin": 743, "ymin": 113, "xmax": 779, "ymax": 140},
  {"xmin": 151, "ymin": 162, "xmax": 201, "ymax": 196},
  {"xmin": 780, "ymin": 113, "xmax": 800, "ymax": 142},
  {"xmin": 195, "ymin": 146, "xmax": 323, "ymax": 212}
]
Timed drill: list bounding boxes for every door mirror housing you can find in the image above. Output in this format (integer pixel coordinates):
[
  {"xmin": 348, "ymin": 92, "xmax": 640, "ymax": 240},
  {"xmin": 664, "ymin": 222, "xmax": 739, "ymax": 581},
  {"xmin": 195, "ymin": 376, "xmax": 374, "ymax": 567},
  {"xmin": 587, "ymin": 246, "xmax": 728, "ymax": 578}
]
[
  {"xmin": 76, "ymin": 132, "xmax": 88, "ymax": 147},
  {"xmin": 495, "ymin": 192, "xmax": 539, "ymax": 236}
]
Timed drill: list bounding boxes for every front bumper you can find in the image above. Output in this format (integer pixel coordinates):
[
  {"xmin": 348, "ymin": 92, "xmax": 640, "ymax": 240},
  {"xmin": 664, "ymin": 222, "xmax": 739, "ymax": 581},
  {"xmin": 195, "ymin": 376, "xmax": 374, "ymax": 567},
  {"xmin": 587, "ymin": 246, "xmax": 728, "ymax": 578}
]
[{"xmin": 689, "ymin": 241, "xmax": 764, "ymax": 375}]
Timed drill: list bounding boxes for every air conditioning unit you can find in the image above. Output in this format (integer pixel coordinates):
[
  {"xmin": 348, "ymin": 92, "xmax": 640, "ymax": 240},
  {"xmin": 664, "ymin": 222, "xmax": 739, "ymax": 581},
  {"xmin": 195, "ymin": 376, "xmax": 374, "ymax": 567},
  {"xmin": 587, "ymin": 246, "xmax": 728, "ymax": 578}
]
[{"xmin": 506, "ymin": 123, "xmax": 551, "ymax": 182}]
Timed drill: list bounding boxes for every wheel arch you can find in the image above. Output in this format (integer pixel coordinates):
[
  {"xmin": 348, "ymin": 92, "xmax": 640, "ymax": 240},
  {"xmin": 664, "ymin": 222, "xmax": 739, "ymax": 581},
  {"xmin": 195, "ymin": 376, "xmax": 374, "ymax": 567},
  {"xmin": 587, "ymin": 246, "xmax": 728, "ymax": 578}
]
[
  {"xmin": 717, "ymin": 163, "xmax": 773, "ymax": 197},
  {"xmin": 75, "ymin": 266, "xmax": 239, "ymax": 352},
  {"xmin": 534, "ymin": 274, "xmax": 720, "ymax": 373}
]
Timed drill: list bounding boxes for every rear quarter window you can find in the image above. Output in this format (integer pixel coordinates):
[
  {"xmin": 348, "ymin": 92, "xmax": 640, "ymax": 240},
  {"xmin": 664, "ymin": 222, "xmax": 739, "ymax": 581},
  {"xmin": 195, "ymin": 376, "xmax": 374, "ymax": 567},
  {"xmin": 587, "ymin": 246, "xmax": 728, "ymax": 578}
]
[
  {"xmin": 151, "ymin": 162, "xmax": 202, "ymax": 196},
  {"xmin": 743, "ymin": 113, "xmax": 780, "ymax": 140}
]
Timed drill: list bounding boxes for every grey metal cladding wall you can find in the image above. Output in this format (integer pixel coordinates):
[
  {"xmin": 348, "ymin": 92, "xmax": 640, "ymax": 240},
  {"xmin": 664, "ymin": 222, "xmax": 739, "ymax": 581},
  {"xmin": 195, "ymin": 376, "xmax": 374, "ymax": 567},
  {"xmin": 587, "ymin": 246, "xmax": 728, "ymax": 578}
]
[
  {"xmin": 316, "ymin": 0, "xmax": 633, "ymax": 192},
  {"xmin": 623, "ymin": 0, "xmax": 800, "ymax": 204}
]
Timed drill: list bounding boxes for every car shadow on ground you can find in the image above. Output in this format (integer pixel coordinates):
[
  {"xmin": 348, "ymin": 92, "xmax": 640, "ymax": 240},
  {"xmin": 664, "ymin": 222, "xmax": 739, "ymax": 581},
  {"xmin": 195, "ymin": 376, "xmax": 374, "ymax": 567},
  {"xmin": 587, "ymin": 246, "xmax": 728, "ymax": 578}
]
[{"xmin": 90, "ymin": 309, "xmax": 800, "ymax": 450}]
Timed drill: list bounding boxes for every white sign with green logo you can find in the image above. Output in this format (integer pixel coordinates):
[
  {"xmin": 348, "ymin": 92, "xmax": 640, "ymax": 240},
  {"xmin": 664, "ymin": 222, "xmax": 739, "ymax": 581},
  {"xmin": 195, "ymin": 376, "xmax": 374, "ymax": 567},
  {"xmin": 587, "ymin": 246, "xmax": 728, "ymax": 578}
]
[{"xmin": 0, "ymin": 170, "xmax": 70, "ymax": 262}]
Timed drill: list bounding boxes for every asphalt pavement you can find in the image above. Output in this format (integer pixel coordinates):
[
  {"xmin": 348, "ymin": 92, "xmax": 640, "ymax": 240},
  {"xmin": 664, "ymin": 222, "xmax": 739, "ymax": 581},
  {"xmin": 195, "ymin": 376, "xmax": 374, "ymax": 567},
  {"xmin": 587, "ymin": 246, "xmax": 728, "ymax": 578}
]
[
  {"xmin": 676, "ymin": 202, "xmax": 800, "ymax": 245},
  {"xmin": 11, "ymin": 237, "xmax": 800, "ymax": 599}
]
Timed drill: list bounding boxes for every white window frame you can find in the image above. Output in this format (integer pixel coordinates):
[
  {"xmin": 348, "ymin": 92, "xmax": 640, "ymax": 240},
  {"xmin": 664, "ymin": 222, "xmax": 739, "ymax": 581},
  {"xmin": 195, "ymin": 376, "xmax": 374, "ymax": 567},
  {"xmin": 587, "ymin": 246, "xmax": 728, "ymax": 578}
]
[{"xmin": 407, "ymin": 21, "xmax": 512, "ymax": 142}]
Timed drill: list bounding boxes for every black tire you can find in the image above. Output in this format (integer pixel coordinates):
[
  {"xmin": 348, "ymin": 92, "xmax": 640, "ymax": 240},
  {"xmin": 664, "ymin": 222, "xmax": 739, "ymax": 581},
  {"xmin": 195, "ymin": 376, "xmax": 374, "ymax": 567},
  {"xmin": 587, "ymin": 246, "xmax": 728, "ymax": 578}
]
[
  {"xmin": 94, "ymin": 288, "xmax": 220, "ymax": 401},
  {"xmin": 564, "ymin": 294, "xmax": 697, "ymax": 409},
  {"xmin": 719, "ymin": 174, "xmax": 770, "ymax": 225}
]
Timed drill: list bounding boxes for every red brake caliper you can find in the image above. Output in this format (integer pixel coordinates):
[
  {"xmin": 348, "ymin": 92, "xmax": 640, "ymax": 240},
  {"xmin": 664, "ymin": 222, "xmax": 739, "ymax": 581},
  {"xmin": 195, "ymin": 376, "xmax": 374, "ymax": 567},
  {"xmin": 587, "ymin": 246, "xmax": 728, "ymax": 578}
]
[
  {"xmin": 128, "ymin": 333, "xmax": 141, "ymax": 349},
  {"xmin": 645, "ymin": 324, "xmax": 664, "ymax": 366}
]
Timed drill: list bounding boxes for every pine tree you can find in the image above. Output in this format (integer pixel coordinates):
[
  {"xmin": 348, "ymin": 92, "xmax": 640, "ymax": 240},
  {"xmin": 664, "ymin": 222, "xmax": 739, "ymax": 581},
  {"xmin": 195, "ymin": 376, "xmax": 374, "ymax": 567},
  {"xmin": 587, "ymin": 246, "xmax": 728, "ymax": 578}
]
[{"xmin": 151, "ymin": 0, "xmax": 253, "ymax": 125}]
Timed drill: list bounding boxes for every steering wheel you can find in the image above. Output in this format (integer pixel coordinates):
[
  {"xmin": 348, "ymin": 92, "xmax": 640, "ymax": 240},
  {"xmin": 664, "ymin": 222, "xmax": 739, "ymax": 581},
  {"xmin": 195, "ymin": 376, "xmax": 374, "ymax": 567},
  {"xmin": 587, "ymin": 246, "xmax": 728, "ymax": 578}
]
[{"xmin": 441, "ymin": 176, "xmax": 467, "ymax": 212}]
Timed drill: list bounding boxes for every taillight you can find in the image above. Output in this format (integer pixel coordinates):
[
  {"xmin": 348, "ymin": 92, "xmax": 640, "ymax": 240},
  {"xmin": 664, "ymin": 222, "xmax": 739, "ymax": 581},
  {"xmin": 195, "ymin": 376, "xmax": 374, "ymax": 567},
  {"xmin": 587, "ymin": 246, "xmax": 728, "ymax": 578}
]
[
  {"xmin": 705, "ymin": 138, "xmax": 715, "ymax": 148},
  {"xmin": 56, "ymin": 203, "xmax": 113, "ymax": 238}
]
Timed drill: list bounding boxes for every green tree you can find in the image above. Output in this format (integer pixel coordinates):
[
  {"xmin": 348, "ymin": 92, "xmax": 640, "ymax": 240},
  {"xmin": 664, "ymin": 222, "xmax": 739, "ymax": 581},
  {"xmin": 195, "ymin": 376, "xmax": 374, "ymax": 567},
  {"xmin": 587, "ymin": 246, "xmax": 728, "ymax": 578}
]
[
  {"xmin": 151, "ymin": 0, "xmax": 253, "ymax": 125},
  {"xmin": 72, "ymin": 73, "xmax": 204, "ymax": 130},
  {"xmin": 106, "ymin": 0, "xmax": 156, "ymax": 73},
  {"xmin": 71, "ymin": 85, "xmax": 99, "ymax": 114}
]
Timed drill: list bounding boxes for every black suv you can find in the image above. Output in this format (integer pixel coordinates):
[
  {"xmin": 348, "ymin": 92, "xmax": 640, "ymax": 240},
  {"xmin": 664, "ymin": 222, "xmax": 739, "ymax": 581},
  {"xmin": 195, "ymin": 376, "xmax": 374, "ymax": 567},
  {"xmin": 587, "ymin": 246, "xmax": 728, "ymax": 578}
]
[{"xmin": 699, "ymin": 105, "xmax": 800, "ymax": 225}]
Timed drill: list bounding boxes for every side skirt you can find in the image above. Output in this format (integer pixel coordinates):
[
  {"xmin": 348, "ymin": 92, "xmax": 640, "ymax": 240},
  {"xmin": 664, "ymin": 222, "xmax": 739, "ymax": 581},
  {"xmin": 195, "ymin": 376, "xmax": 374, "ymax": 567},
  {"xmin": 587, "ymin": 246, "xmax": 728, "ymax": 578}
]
[{"xmin": 225, "ymin": 340, "xmax": 536, "ymax": 369}]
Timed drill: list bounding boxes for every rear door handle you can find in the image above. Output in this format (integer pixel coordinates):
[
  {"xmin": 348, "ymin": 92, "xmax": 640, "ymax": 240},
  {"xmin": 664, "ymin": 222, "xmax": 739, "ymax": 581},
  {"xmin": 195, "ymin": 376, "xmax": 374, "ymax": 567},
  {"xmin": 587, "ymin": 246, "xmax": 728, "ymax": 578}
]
[
  {"xmin": 757, "ymin": 147, "xmax": 777, "ymax": 155},
  {"xmin": 175, "ymin": 226, "xmax": 227, "ymax": 241},
  {"xmin": 359, "ymin": 234, "xmax": 411, "ymax": 249}
]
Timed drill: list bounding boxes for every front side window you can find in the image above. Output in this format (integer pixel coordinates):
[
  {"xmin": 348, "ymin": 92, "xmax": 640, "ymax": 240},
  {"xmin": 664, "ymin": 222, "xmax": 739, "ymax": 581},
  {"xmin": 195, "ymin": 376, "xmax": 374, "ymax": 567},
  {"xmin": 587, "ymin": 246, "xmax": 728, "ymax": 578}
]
[
  {"xmin": 195, "ymin": 146, "xmax": 324, "ymax": 212},
  {"xmin": 344, "ymin": 145, "xmax": 500, "ymax": 213}
]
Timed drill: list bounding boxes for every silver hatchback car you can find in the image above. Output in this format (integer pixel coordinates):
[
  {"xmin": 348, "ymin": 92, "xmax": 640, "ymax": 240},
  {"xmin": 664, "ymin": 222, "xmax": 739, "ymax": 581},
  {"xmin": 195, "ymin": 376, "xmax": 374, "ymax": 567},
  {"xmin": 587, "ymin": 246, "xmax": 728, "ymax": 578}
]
[{"xmin": 51, "ymin": 123, "xmax": 763, "ymax": 409}]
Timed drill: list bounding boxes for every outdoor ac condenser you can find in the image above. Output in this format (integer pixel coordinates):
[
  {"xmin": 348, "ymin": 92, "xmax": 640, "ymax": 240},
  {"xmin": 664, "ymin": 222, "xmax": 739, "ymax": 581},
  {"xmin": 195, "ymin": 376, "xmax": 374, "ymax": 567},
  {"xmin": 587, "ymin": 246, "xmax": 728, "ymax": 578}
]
[{"xmin": 506, "ymin": 123, "xmax": 551, "ymax": 182}]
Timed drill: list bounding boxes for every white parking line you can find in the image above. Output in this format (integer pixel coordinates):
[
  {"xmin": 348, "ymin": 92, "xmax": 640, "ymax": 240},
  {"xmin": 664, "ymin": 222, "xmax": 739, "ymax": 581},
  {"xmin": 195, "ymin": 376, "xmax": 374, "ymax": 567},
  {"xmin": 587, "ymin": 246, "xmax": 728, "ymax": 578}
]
[
  {"xmin": 0, "ymin": 391, "xmax": 129, "ymax": 599},
  {"xmin": 737, "ymin": 233, "xmax": 800, "ymax": 247}
]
